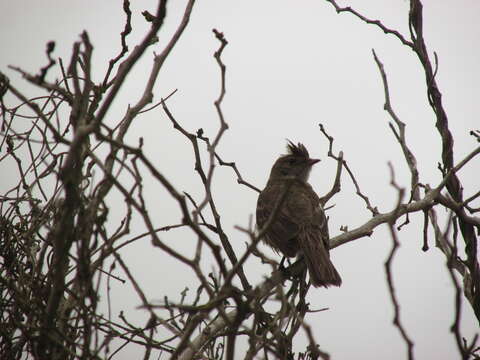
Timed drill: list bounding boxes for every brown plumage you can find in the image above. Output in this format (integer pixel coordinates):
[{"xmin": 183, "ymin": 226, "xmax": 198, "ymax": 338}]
[{"xmin": 256, "ymin": 141, "xmax": 341, "ymax": 287}]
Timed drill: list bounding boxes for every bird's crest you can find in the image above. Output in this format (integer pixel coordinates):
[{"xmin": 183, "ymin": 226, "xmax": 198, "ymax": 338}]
[{"xmin": 286, "ymin": 140, "xmax": 310, "ymax": 159}]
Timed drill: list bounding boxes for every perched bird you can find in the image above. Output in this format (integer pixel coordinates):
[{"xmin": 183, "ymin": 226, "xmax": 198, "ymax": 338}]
[{"xmin": 256, "ymin": 141, "xmax": 341, "ymax": 287}]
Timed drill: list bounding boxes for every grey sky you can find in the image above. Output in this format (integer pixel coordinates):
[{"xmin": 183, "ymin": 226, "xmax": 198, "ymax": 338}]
[{"xmin": 1, "ymin": 0, "xmax": 478, "ymax": 358}]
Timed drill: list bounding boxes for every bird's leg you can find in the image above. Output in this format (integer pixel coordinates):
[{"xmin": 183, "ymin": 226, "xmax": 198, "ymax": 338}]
[
  {"xmin": 294, "ymin": 254, "xmax": 308, "ymax": 283},
  {"xmin": 278, "ymin": 256, "xmax": 294, "ymax": 279},
  {"xmin": 286, "ymin": 276, "xmax": 300, "ymax": 298},
  {"xmin": 300, "ymin": 261, "xmax": 308, "ymax": 286},
  {"xmin": 279, "ymin": 256, "xmax": 288, "ymax": 271},
  {"xmin": 282, "ymin": 256, "xmax": 300, "ymax": 297},
  {"xmin": 297, "ymin": 270, "xmax": 310, "ymax": 311}
]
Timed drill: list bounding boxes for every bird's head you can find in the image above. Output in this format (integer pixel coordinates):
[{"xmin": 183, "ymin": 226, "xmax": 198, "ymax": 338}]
[{"xmin": 268, "ymin": 141, "xmax": 320, "ymax": 183}]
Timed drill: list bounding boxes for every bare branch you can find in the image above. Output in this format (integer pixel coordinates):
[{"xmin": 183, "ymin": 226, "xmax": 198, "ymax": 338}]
[
  {"xmin": 385, "ymin": 163, "xmax": 415, "ymax": 360},
  {"xmin": 324, "ymin": 0, "xmax": 414, "ymax": 47},
  {"xmin": 372, "ymin": 49, "xmax": 420, "ymax": 201},
  {"xmin": 319, "ymin": 123, "xmax": 379, "ymax": 215},
  {"xmin": 330, "ymin": 145, "xmax": 480, "ymax": 249}
]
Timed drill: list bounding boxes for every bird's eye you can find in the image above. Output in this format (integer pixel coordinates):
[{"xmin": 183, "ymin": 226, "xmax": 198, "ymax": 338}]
[{"xmin": 288, "ymin": 158, "xmax": 296, "ymax": 165}]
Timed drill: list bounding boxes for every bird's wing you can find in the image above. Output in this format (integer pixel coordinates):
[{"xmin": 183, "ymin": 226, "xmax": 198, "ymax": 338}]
[
  {"xmin": 256, "ymin": 183, "xmax": 300, "ymax": 257},
  {"xmin": 287, "ymin": 184, "xmax": 330, "ymax": 248},
  {"xmin": 313, "ymin": 205, "xmax": 330, "ymax": 250},
  {"xmin": 287, "ymin": 184, "xmax": 340, "ymax": 287}
]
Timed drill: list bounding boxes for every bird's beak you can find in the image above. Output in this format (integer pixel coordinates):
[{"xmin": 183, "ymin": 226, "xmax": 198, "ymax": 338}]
[{"xmin": 309, "ymin": 158, "xmax": 320, "ymax": 166}]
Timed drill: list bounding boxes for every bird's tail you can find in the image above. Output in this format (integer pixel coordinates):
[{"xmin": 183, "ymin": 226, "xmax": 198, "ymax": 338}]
[{"xmin": 298, "ymin": 231, "xmax": 342, "ymax": 288}]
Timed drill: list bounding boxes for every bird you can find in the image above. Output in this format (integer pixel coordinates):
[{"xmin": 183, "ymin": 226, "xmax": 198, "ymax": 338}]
[{"xmin": 256, "ymin": 141, "xmax": 342, "ymax": 287}]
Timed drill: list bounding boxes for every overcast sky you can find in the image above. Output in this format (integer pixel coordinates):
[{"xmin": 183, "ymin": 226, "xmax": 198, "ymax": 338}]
[{"xmin": 1, "ymin": 0, "xmax": 479, "ymax": 359}]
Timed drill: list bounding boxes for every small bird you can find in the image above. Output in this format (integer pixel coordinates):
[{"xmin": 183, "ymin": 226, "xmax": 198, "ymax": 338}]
[{"xmin": 256, "ymin": 141, "xmax": 341, "ymax": 287}]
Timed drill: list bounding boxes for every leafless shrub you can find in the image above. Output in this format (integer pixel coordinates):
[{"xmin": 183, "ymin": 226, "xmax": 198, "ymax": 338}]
[{"xmin": 0, "ymin": 1, "xmax": 478, "ymax": 359}]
